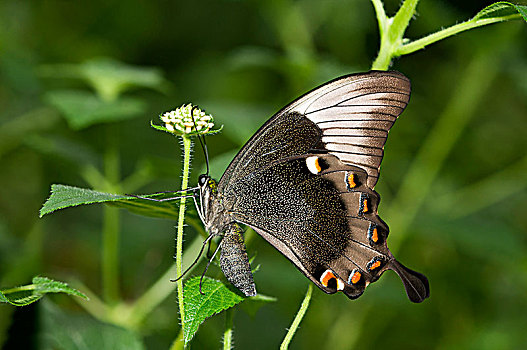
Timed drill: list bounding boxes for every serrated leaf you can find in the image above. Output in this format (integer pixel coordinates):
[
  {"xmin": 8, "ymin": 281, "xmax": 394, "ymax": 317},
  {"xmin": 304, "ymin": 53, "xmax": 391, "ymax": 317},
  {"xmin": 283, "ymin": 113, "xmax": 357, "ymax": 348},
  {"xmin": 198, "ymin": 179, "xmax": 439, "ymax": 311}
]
[
  {"xmin": 472, "ymin": 2, "xmax": 527, "ymax": 22},
  {"xmin": 183, "ymin": 277, "xmax": 245, "ymax": 345},
  {"xmin": 0, "ymin": 290, "xmax": 42, "ymax": 306},
  {"xmin": 44, "ymin": 90, "xmax": 146, "ymax": 130},
  {"xmin": 0, "ymin": 276, "xmax": 87, "ymax": 306},
  {"xmin": 33, "ymin": 276, "xmax": 88, "ymax": 300},
  {"xmin": 39, "ymin": 184, "xmax": 187, "ymax": 220},
  {"xmin": 40, "ymin": 300, "xmax": 145, "ymax": 350},
  {"xmin": 40, "ymin": 184, "xmax": 131, "ymax": 217}
]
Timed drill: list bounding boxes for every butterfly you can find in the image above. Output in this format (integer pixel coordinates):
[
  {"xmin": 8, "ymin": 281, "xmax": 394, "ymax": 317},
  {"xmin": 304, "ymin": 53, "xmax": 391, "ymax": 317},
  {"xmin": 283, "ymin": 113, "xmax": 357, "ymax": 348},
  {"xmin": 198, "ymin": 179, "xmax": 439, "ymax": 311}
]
[{"xmin": 193, "ymin": 70, "xmax": 429, "ymax": 303}]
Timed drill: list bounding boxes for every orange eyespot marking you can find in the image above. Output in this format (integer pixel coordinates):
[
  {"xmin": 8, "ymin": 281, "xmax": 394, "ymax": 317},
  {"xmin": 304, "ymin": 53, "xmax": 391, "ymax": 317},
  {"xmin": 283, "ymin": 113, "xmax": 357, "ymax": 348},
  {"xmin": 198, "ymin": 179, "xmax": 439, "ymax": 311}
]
[
  {"xmin": 369, "ymin": 260, "xmax": 381, "ymax": 271},
  {"xmin": 367, "ymin": 223, "xmax": 382, "ymax": 245},
  {"xmin": 362, "ymin": 199, "xmax": 369, "ymax": 213},
  {"xmin": 314, "ymin": 158, "xmax": 321, "ymax": 172},
  {"xmin": 367, "ymin": 257, "xmax": 385, "ymax": 272},
  {"xmin": 350, "ymin": 271, "xmax": 362, "ymax": 284},
  {"xmin": 320, "ymin": 270, "xmax": 345, "ymax": 290},
  {"xmin": 347, "ymin": 173, "xmax": 356, "ymax": 188},
  {"xmin": 320, "ymin": 270, "xmax": 336, "ymax": 287},
  {"xmin": 371, "ymin": 227, "xmax": 379, "ymax": 243}
]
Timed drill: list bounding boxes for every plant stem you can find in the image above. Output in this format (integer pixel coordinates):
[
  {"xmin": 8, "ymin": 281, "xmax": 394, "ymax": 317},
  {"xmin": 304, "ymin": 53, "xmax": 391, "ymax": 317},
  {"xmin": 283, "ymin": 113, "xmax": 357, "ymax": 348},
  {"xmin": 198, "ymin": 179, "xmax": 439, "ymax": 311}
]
[
  {"xmin": 280, "ymin": 284, "xmax": 313, "ymax": 350},
  {"xmin": 102, "ymin": 207, "xmax": 120, "ymax": 304},
  {"xmin": 1, "ymin": 284, "xmax": 37, "ymax": 294},
  {"xmin": 223, "ymin": 308, "xmax": 234, "ymax": 350},
  {"xmin": 102, "ymin": 127, "xmax": 121, "ymax": 304},
  {"xmin": 371, "ymin": 0, "xmax": 420, "ymax": 70},
  {"xmin": 176, "ymin": 135, "xmax": 192, "ymax": 334},
  {"xmin": 169, "ymin": 329, "xmax": 184, "ymax": 350},
  {"xmin": 396, "ymin": 15, "xmax": 520, "ymax": 56},
  {"xmin": 371, "ymin": 0, "xmax": 387, "ymax": 36}
]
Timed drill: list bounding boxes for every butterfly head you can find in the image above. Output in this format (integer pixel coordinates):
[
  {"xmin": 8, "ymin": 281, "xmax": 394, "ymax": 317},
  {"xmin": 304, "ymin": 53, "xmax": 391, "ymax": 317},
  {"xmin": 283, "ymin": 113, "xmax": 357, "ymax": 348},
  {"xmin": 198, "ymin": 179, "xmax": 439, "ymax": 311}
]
[
  {"xmin": 198, "ymin": 174, "xmax": 217, "ymax": 194},
  {"xmin": 197, "ymin": 174, "xmax": 226, "ymax": 234}
]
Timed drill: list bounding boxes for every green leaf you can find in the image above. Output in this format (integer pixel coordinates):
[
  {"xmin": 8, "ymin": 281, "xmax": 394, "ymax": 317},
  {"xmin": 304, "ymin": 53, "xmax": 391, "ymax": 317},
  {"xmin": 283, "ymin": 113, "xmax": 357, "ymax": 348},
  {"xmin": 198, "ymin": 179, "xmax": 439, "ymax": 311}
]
[
  {"xmin": 40, "ymin": 300, "xmax": 145, "ymax": 350},
  {"xmin": 40, "ymin": 57, "xmax": 169, "ymax": 100},
  {"xmin": 183, "ymin": 277, "xmax": 245, "ymax": 345},
  {"xmin": 40, "ymin": 184, "xmax": 131, "ymax": 217},
  {"xmin": 0, "ymin": 292, "xmax": 8, "ymax": 303},
  {"xmin": 0, "ymin": 276, "xmax": 87, "ymax": 306},
  {"xmin": 44, "ymin": 90, "xmax": 146, "ymax": 130},
  {"xmin": 472, "ymin": 2, "xmax": 527, "ymax": 22},
  {"xmin": 0, "ymin": 290, "xmax": 41, "ymax": 306},
  {"xmin": 40, "ymin": 184, "xmax": 184, "ymax": 220},
  {"xmin": 32, "ymin": 276, "xmax": 88, "ymax": 300}
]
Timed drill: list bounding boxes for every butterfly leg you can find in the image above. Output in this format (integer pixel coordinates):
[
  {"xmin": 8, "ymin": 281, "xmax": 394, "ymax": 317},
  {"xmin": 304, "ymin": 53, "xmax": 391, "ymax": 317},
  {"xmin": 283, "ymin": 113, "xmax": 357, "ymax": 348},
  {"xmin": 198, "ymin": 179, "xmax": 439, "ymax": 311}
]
[{"xmin": 219, "ymin": 223, "xmax": 257, "ymax": 297}]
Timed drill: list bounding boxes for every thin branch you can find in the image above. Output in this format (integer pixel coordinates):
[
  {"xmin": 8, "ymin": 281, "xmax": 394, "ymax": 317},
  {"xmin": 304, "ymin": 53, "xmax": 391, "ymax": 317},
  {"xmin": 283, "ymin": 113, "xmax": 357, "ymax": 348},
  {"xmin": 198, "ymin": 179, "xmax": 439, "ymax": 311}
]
[
  {"xmin": 396, "ymin": 14, "xmax": 521, "ymax": 55},
  {"xmin": 280, "ymin": 284, "xmax": 313, "ymax": 350}
]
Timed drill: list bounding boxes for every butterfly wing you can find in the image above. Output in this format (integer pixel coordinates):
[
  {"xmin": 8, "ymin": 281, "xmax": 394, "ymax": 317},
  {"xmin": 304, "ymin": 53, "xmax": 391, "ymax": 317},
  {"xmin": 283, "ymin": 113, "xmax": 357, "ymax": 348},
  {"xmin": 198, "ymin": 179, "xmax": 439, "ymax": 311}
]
[
  {"xmin": 218, "ymin": 71, "xmax": 429, "ymax": 302},
  {"xmin": 219, "ymin": 71, "xmax": 409, "ymax": 192}
]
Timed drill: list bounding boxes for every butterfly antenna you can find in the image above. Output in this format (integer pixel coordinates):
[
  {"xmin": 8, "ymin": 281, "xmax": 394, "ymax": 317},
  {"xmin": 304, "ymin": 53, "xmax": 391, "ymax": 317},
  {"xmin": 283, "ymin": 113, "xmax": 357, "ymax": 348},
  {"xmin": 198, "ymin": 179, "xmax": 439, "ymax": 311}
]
[
  {"xmin": 170, "ymin": 234, "xmax": 215, "ymax": 282},
  {"xmin": 191, "ymin": 105, "xmax": 210, "ymax": 176},
  {"xmin": 199, "ymin": 238, "xmax": 223, "ymax": 295}
]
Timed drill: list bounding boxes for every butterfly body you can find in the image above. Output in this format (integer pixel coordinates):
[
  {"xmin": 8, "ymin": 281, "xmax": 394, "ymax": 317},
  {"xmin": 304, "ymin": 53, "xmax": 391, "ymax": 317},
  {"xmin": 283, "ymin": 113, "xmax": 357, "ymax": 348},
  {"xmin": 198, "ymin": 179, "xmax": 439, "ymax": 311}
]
[{"xmin": 197, "ymin": 71, "xmax": 429, "ymax": 303}]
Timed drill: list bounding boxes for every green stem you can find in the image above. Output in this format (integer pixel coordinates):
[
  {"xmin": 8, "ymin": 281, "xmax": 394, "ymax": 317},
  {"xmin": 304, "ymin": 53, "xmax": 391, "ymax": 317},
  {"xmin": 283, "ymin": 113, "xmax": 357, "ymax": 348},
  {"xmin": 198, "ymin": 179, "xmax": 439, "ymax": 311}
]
[
  {"xmin": 102, "ymin": 127, "xmax": 121, "ymax": 304},
  {"xmin": 280, "ymin": 284, "xmax": 313, "ymax": 350},
  {"xmin": 371, "ymin": 0, "xmax": 387, "ymax": 36},
  {"xmin": 371, "ymin": 0, "xmax": 420, "ymax": 70},
  {"xmin": 169, "ymin": 329, "xmax": 184, "ymax": 350},
  {"xmin": 70, "ymin": 279, "xmax": 108, "ymax": 321},
  {"xmin": 223, "ymin": 308, "xmax": 234, "ymax": 350},
  {"xmin": 102, "ymin": 206, "xmax": 120, "ymax": 304},
  {"xmin": 176, "ymin": 135, "xmax": 192, "ymax": 334},
  {"xmin": 1, "ymin": 284, "xmax": 37, "ymax": 294},
  {"xmin": 395, "ymin": 15, "xmax": 521, "ymax": 56},
  {"xmin": 390, "ymin": 0, "xmax": 420, "ymax": 37}
]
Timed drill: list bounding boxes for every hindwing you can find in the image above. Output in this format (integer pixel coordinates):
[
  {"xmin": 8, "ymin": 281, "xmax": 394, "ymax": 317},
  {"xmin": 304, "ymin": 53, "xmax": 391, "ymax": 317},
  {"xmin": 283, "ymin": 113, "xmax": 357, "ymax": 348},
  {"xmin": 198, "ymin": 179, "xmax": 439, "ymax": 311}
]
[{"xmin": 217, "ymin": 71, "xmax": 429, "ymax": 302}]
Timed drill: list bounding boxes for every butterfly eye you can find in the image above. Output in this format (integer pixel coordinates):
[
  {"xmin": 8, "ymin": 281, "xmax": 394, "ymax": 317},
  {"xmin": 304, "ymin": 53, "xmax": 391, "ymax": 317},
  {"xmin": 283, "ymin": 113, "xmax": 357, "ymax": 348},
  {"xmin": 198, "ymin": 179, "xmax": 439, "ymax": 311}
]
[{"xmin": 198, "ymin": 174, "xmax": 208, "ymax": 186}]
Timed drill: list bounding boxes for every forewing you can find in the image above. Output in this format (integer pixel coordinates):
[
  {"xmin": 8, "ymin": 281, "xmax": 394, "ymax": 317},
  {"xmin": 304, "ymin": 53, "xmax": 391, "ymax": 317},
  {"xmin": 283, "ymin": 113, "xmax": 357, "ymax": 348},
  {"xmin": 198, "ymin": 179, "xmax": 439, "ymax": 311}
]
[{"xmin": 218, "ymin": 71, "xmax": 410, "ymax": 192}]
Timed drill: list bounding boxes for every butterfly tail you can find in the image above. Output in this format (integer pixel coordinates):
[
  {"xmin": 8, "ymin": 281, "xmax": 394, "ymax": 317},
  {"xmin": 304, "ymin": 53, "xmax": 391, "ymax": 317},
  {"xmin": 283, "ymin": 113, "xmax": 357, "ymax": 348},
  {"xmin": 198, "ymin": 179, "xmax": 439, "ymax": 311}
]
[{"xmin": 390, "ymin": 260, "xmax": 430, "ymax": 303}]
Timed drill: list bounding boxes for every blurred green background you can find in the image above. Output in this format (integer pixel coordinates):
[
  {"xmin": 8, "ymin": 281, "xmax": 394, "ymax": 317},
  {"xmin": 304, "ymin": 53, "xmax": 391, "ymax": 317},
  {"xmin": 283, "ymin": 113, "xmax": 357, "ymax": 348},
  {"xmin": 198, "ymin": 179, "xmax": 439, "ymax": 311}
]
[{"xmin": 1, "ymin": 0, "xmax": 526, "ymax": 349}]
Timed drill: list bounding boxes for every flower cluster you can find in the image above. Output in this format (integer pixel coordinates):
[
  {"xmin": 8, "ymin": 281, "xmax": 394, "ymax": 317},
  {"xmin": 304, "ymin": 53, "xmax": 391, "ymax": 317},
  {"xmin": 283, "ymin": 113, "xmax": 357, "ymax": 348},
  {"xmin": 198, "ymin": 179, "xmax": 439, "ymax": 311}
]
[{"xmin": 159, "ymin": 104, "xmax": 214, "ymax": 135}]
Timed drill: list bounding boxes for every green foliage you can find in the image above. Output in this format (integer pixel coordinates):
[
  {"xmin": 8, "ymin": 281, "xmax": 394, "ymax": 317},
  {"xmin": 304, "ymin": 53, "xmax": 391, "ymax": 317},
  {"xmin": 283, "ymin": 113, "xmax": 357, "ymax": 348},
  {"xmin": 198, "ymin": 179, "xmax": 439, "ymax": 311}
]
[
  {"xmin": 182, "ymin": 277, "xmax": 245, "ymax": 345},
  {"xmin": 40, "ymin": 184, "xmax": 182, "ymax": 220},
  {"xmin": 0, "ymin": 277, "xmax": 87, "ymax": 307},
  {"xmin": 1, "ymin": 0, "xmax": 526, "ymax": 349},
  {"xmin": 372, "ymin": 0, "xmax": 527, "ymax": 69},
  {"xmin": 475, "ymin": 2, "xmax": 527, "ymax": 21},
  {"xmin": 44, "ymin": 91, "xmax": 146, "ymax": 130},
  {"xmin": 40, "ymin": 58, "xmax": 169, "ymax": 101},
  {"xmin": 40, "ymin": 301, "xmax": 145, "ymax": 350}
]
